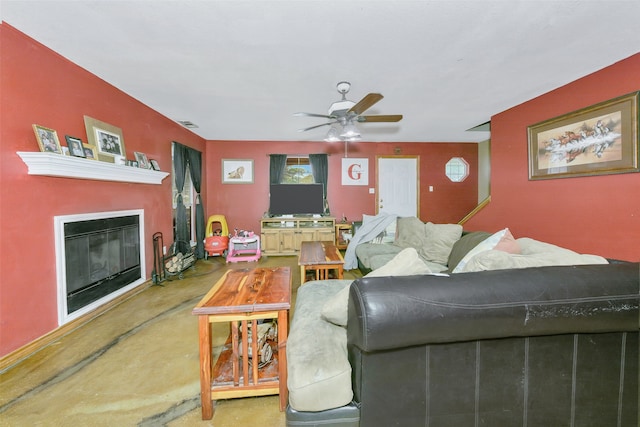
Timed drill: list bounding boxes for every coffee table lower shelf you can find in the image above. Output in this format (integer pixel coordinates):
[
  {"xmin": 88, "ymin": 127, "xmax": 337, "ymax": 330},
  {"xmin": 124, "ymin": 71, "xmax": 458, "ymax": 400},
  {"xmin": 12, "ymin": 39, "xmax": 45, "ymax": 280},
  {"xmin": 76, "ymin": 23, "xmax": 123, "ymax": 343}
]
[{"xmin": 210, "ymin": 337, "xmax": 282, "ymax": 399}]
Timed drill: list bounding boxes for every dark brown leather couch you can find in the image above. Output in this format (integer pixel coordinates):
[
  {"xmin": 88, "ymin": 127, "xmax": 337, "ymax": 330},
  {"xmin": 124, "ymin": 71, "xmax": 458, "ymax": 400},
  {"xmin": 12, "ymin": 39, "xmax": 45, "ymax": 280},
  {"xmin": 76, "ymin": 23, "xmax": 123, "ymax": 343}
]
[{"xmin": 286, "ymin": 262, "xmax": 639, "ymax": 426}]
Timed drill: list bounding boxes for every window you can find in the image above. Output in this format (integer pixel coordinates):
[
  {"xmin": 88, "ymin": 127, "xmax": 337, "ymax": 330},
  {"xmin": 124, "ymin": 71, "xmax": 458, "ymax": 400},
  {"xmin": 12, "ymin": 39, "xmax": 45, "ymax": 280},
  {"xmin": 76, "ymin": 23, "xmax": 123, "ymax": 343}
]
[
  {"xmin": 445, "ymin": 157, "xmax": 469, "ymax": 182},
  {"xmin": 282, "ymin": 156, "xmax": 315, "ymax": 184}
]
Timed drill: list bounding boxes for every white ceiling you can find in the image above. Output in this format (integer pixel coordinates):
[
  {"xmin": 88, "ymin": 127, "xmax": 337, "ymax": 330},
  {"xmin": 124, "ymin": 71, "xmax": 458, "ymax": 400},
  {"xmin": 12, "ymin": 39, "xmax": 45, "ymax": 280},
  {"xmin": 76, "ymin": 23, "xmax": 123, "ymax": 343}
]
[{"xmin": 3, "ymin": 0, "xmax": 639, "ymax": 143}]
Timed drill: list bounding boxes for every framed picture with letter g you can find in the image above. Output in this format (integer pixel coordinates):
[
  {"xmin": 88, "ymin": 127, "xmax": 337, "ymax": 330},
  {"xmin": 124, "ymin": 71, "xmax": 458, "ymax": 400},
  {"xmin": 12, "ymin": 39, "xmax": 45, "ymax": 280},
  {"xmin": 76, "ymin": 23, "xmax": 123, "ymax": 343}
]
[
  {"xmin": 528, "ymin": 91, "xmax": 639, "ymax": 180},
  {"xmin": 342, "ymin": 158, "xmax": 368, "ymax": 185}
]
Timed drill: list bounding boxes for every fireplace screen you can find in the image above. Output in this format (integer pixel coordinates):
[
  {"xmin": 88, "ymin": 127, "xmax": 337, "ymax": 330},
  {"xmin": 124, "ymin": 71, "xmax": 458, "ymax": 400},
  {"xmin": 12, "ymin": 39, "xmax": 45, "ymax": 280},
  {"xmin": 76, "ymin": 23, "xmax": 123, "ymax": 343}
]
[{"xmin": 64, "ymin": 215, "xmax": 141, "ymax": 313}]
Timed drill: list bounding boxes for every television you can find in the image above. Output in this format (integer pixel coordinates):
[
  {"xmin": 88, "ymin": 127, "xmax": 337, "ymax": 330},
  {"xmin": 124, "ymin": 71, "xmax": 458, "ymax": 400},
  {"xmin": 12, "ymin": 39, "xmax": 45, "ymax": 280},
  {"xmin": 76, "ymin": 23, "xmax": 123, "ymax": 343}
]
[{"xmin": 269, "ymin": 184, "xmax": 325, "ymax": 216}]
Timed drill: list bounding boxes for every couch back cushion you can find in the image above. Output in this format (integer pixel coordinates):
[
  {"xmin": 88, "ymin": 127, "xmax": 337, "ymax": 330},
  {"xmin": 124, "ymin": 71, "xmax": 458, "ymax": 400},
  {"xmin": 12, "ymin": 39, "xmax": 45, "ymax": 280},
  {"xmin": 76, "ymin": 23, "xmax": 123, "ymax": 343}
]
[{"xmin": 395, "ymin": 217, "xmax": 462, "ymax": 265}]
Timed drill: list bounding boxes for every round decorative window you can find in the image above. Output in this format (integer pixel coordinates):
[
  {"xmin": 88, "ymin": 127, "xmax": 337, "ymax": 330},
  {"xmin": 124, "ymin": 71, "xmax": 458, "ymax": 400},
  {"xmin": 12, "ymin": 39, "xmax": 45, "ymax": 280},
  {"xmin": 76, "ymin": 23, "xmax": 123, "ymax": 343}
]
[{"xmin": 445, "ymin": 157, "xmax": 469, "ymax": 182}]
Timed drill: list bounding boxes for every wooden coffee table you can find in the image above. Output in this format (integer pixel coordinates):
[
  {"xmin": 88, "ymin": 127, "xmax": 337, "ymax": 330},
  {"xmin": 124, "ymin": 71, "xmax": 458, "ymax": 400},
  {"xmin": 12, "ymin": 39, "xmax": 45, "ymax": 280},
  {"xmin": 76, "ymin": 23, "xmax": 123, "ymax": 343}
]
[
  {"xmin": 192, "ymin": 267, "xmax": 291, "ymax": 420},
  {"xmin": 298, "ymin": 241, "xmax": 344, "ymax": 283}
]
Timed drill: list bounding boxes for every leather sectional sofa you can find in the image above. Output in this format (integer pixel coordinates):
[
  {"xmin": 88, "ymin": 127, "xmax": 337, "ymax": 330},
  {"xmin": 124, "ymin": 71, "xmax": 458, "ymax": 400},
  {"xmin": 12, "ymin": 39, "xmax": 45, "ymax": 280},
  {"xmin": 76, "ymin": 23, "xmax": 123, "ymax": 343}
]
[{"xmin": 286, "ymin": 261, "xmax": 639, "ymax": 426}]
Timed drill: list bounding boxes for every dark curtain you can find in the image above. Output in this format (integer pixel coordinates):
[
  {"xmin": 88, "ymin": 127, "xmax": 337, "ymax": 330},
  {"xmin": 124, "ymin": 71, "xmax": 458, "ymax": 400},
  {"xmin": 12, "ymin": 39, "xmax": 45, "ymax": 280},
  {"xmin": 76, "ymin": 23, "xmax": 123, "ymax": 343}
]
[
  {"xmin": 186, "ymin": 148, "xmax": 205, "ymax": 259},
  {"xmin": 309, "ymin": 154, "xmax": 329, "ymax": 214},
  {"xmin": 173, "ymin": 141, "xmax": 205, "ymax": 257},
  {"xmin": 172, "ymin": 142, "xmax": 190, "ymax": 255},
  {"xmin": 269, "ymin": 154, "xmax": 287, "ymax": 185}
]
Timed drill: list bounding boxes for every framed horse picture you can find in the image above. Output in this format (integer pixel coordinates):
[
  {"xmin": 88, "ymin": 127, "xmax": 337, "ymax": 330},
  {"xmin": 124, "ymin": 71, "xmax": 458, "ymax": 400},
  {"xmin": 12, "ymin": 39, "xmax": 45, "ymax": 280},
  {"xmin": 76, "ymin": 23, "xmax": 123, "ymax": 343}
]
[{"xmin": 528, "ymin": 91, "xmax": 639, "ymax": 180}]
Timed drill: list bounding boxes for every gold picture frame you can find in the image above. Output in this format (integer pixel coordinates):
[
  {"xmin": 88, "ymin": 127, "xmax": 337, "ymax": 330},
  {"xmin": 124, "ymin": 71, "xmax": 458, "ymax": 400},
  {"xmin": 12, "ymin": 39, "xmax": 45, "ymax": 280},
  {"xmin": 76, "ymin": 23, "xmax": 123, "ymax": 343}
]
[
  {"xmin": 528, "ymin": 91, "xmax": 639, "ymax": 180},
  {"xmin": 82, "ymin": 143, "xmax": 99, "ymax": 160},
  {"xmin": 83, "ymin": 115, "xmax": 126, "ymax": 161},
  {"xmin": 32, "ymin": 124, "xmax": 62, "ymax": 154}
]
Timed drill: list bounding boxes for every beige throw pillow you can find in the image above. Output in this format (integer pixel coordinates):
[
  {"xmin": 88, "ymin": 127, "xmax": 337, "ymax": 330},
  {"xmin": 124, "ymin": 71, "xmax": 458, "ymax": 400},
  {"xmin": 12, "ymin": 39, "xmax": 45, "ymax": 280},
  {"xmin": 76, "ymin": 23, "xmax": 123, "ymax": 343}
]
[{"xmin": 321, "ymin": 248, "xmax": 432, "ymax": 327}]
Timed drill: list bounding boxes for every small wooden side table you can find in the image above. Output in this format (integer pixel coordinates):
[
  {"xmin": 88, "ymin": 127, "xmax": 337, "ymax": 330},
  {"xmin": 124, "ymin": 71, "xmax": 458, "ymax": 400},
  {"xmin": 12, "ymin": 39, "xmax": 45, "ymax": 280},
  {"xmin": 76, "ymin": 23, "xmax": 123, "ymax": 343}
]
[
  {"xmin": 335, "ymin": 223, "xmax": 353, "ymax": 250},
  {"xmin": 192, "ymin": 267, "xmax": 291, "ymax": 420},
  {"xmin": 298, "ymin": 241, "xmax": 344, "ymax": 283}
]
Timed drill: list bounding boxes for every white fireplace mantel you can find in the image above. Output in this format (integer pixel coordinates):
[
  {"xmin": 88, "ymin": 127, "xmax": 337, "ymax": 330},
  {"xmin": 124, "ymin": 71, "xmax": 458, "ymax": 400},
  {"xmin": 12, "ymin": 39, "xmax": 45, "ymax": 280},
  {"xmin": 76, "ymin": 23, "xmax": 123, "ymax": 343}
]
[{"xmin": 17, "ymin": 152, "xmax": 169, "ymax": 185}]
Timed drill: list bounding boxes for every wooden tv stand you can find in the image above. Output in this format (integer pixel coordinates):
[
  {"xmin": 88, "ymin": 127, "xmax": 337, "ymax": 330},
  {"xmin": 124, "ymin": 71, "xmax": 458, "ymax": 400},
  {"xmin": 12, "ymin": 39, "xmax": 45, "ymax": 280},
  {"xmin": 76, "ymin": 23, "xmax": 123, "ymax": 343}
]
[{"xmin": 260, "ymin": 216, "xmax": 335, "ymax": 256}]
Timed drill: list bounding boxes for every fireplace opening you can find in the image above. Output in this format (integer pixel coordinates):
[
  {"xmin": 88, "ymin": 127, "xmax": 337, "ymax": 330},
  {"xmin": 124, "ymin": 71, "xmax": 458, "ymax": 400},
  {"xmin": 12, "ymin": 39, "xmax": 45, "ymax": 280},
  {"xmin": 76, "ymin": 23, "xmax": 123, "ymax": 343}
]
[
  {"xmin": 64, "ymin": 216, "xmax": 141, "ymax": 313},
  {"xmin": 55, "ymin": 210, "xmax": 146, "ymax": 325}
]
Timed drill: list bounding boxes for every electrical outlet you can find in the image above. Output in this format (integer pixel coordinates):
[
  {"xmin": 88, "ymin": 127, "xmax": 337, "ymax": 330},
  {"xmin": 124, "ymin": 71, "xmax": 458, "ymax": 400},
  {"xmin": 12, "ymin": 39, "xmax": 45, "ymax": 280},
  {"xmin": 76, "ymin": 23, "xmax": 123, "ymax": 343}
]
[
  {"xmin": 369, "ymin": 188, "xmax": 375, "ymax": 194},
  {"xmin": 429, "ymin": 186, "xmax": 434, "ymax": 192},
  {"xmin": 163, "ymin": 245, "xmax": 167, "ymax": 255}
]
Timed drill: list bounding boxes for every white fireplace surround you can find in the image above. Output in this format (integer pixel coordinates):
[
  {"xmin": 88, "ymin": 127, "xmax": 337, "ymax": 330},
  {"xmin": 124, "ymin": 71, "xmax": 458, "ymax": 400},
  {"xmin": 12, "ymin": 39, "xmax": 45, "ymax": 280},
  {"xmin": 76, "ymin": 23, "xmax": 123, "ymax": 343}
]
[{"xmin": 54, "ymin": 209, "xmax": 146, "ymax": 325}]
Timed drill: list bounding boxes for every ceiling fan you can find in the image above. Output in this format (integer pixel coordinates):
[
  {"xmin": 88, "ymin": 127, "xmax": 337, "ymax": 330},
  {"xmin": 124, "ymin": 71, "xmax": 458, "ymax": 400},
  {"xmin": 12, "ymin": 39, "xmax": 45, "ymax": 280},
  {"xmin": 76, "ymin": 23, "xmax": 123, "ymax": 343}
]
[{"xmin": 294, "ymin": 81, "xmax": 403, "ymax": 142}]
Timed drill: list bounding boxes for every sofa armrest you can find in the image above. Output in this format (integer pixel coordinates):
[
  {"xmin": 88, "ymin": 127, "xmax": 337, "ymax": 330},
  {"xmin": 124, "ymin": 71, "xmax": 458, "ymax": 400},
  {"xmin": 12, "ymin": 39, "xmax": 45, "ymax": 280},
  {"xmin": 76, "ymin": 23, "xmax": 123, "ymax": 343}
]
[{"xmin": 347, "ymin": 263, "xmax": 639, "ymax": 352}]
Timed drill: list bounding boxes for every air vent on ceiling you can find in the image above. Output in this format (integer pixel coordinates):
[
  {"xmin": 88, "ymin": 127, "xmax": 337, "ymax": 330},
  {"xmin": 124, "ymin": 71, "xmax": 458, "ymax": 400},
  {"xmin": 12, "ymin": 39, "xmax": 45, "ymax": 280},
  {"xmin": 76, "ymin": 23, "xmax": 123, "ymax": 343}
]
[{"xmin": 177, "ymin": 120, "xmax": 199, "ymax": 129}]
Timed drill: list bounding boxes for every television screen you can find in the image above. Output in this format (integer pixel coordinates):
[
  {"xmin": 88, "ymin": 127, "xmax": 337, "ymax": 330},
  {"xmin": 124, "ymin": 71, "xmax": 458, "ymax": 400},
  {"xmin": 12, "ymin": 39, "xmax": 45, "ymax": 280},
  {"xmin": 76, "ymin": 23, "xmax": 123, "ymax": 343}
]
[{"xmin": 269, "ymin": 184, "xmax": 324, "ymax": 216}]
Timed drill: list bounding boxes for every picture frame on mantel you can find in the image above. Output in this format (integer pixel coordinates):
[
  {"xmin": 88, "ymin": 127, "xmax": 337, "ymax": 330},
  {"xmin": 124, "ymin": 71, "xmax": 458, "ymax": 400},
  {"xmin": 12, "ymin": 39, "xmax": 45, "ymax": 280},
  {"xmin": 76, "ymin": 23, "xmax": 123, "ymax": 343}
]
[
  {"xmin": 82, "ymin": 143, "xmax": 99, "ymax": 160},
  {"xmin": 83, "ymin": 115, "xmax": 126, "ymax": 161},
  {"xmin": 65, "ymin": 135, "xmax": 86, "ymax": 158},
  {"xmin": 134, "ymin": 152, "xmax": 150, "ymax": 169},
  {"xmin": 32, "ymin": 124, "xmax": 63, "ymax": 154},
  {"xmin": 222, "ymin": 159, "xmax": 254, "ymax": 184},
  {"xmin": 528, "ymin": 91, "xmax": 639, "ymax": 180}
]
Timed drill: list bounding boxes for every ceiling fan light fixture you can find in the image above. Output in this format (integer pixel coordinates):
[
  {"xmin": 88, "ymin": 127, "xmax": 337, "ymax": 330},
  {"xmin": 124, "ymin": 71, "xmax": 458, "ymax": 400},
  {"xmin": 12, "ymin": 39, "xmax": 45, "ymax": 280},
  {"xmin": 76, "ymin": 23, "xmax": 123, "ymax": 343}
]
[
  {"xmin": 324, "ymin": 126, "xmax": 341, "ymax": 142},
  {"xmin": 340, "ymin": 121, "xmax": 360, "ymax": 139}
]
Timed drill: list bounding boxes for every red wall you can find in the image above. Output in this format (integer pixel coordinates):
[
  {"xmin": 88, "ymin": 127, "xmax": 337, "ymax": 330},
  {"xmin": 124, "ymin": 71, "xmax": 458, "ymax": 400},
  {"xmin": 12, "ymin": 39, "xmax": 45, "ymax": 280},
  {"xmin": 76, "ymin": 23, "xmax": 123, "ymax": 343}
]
[
  {"xmin": 0, "ymin": 24, "xmax": 477, "ymax": 358},
  {"xmin": 0, "ymin": 25, "xmax": 206, "ymax": 356},
  {"xmin": 466, "ymin": 53, "xmax": 640, "ymax": 261},
  {"xmin": 8, "ymin": 21, "xmax": 634, "ymax": 358},
  {"xmin": 204, "ymin": 141, "xmax": 478, "ymax": 232}
]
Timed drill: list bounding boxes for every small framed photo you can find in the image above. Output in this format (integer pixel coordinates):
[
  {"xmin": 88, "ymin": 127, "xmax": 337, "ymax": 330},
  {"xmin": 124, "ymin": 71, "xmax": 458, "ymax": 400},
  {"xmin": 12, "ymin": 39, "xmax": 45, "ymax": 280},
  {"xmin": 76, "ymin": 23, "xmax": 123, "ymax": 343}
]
[
  {"xmin": 65, "ymin": 135, "xmax": 86, "ymax": 158},
  {"xmin": 134, "ymin": 152, "xmax": 150, "ymax": 169},
  {"xmin": 84, "ymin": 116, "xmax": 126, "ymax": 159},
  {"xmin": 222, "ymin": 159, "xmax": 254, "ymax": 184},
  {"xmin": 82, "ymin": 144, "xmax": 98, "ymax": 160},
  {"xmin": 32, "ymin": 124, "xmax": 62, "ymax": 154},
  {"xmin": 149, "ymin": 159, "xmax": 160, "ymax": 171}
]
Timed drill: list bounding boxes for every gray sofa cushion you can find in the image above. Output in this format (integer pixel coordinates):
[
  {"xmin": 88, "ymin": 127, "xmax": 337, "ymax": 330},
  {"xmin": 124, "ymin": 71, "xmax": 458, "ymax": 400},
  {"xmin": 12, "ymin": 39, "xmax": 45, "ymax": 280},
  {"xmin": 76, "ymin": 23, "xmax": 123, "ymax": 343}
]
[
  {"xmin": 356, "ymin": 243, "xmax": 448, "ymax": 273},
  {"xmin": 287, "ymin": 280, "xmax": 354, "ymax": 412},
  {"xmin": 355, "ymin": 242, "xmax": 403, "ymax": 269}
]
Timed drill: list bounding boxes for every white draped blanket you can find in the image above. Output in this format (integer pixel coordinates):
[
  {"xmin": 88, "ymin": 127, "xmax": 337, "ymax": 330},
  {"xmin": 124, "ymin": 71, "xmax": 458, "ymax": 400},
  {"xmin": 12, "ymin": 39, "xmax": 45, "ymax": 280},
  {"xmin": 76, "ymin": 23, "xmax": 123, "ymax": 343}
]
[{"xmin": 343, "ymin": 212, "xmax": 398, "ymax": 270}]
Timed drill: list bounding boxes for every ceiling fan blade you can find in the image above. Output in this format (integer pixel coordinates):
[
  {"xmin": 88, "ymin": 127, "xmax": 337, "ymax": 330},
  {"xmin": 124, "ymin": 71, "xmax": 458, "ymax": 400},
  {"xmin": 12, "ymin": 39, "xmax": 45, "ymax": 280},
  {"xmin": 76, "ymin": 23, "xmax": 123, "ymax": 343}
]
[
  {"xmin": 298, "ymin": 122, "xmax": 333, "ymax": 132},
  {"xmin": 357, "ymin": 114, "xmax": 403, "ymax": 123},
  {"xmin": 294, "ymin": 112, "xmax": 335, "ymax": 119},
  {"xmin": 348, "ymin": 93, "xmax": 383, "ymax": 115}
]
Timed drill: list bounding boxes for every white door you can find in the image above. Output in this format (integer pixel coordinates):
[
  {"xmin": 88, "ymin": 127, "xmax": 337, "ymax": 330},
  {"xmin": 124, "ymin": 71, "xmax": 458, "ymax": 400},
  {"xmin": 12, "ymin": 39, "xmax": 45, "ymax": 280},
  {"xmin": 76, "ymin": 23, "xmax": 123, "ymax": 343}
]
[{"xmin": 376, "ymin": 156, "xmax": 419, "ymax": 217}]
